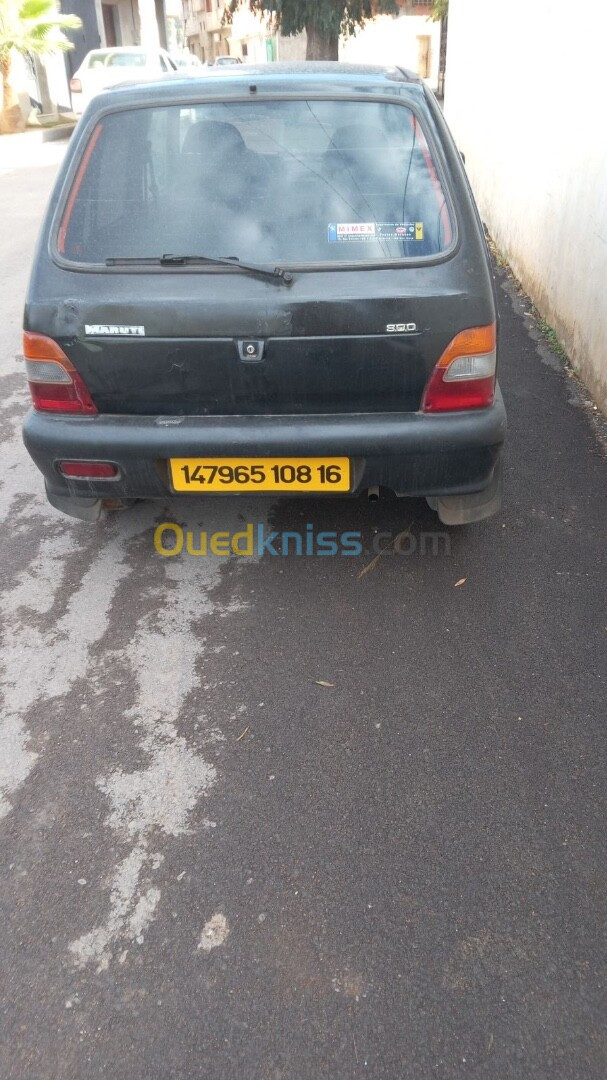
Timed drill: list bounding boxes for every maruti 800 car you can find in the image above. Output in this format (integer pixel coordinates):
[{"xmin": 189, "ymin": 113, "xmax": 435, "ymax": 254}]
[{"xmin": 22, "ymin": 63, "xmax": 506, "ymax": 523}]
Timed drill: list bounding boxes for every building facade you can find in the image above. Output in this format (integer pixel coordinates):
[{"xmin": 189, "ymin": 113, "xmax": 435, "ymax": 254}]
[{"xmin": 183, "ymin": 0, "xmax": 232, "ymax": 62}]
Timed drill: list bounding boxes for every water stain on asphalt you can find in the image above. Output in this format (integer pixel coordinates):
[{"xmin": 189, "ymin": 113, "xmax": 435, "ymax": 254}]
[
  {"xmin": 0, "ymin": 390, "xmax": 131, "ymax": 820},
  {"xmin": 69, "ymin": 508, "xmax": 229, "ymax": 970},
  {"xmin": 0, "ymin": 383, "xmax": 271, "ymax": 971}
]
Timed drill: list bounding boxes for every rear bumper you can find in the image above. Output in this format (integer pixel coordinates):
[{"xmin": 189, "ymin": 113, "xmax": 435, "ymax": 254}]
[{"xmin": 23, "ymin": 387, "xmax": 506, "ymax": 502}]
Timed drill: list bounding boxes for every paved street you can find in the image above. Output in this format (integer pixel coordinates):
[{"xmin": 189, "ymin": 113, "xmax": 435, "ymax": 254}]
[{"xmin": 0, "ymin": 139, "xmax": 606, "ymax": 1080}]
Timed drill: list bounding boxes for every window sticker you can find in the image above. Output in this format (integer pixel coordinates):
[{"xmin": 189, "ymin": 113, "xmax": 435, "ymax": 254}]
[{"xmin": 328, "ymin": 222, "xmax": 424, "ymax": 243}]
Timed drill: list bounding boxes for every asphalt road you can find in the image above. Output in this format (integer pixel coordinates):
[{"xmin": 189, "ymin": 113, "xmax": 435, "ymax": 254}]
[{"xmin": 0, "ymin": 139, "xmax": 606, "ymax": 1080}]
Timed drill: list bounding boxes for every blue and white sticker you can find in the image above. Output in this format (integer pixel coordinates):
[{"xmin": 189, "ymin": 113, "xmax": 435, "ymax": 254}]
[
  {"xmin": 328, "ymin": 222, "xmax": 424, "ymax": 243},
  {"xmin": 328, "ymin": 223, "xmax": 376, "ymax": 242}
]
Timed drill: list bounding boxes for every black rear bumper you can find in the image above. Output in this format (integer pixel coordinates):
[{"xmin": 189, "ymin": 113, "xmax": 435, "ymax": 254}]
[{"xmin": 23, "ymin": 387, "xmax": 506, "ymax": 502}]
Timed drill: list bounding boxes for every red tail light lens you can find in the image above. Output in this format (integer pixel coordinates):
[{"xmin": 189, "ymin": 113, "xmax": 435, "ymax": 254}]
[
  {"xmin": 23, "ymin": 333, "xmax": 97, "ymax": 414},
  {"xmin": 422, "ymin": 324, "xmax": 497, "ymax": 412},
  {"xmin": 69, "ymin": 77, "xmax": 82, "ymax": 93},
  {"xmin": 58, "ymin": 461, "xmax": 118, "ymax": 478}
]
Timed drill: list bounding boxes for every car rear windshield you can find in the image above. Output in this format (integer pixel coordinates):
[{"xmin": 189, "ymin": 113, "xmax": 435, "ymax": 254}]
[
  {"xmin": 85, "ymin": 50, "xmax": 148, "ymax": 68},
  {"xmin": 57, "ymin": 99, "xmax": 454, "ymax": 266}
]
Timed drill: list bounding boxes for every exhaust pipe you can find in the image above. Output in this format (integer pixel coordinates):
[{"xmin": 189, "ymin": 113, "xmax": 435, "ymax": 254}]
[{"xmin": 367, "ymin": 485, "xmax": 380, "ymax": 502}]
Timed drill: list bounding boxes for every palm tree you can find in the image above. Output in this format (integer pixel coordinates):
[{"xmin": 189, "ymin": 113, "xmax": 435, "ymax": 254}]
[{"xmin": 0, "ymin": 0, "xmax": 81, "ymax": 134}]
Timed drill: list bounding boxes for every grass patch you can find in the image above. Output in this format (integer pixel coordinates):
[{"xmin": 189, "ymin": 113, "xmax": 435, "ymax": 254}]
[
  {"xmin": 487, "ymin": 237, "xmax": 509, "ymax": 270},
  {"xmin": 487, "ymin": 234, "xmax": 605, "ymax": 426},
  {"xmin": 536, "ymin": 317, "xmax": 570, "ymax": 365}
]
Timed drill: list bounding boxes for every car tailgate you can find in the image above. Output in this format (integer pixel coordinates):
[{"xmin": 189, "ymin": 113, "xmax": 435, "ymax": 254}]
[{"xmin": 57, "ymin": 278, "xmax": 490, "ymax": 417}]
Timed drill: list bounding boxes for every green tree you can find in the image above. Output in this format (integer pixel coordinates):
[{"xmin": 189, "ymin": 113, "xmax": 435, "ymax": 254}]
[
  {"xmin": 0, "ymin": 0, "xmax": 81, "ymax": 134},
  {"xmin": 226, "ymin": 1, "xmax": 400, "ymax": 61},
  {"xmin": 429, "ymin": 0, "xmax": 447, "ymax": 20}
]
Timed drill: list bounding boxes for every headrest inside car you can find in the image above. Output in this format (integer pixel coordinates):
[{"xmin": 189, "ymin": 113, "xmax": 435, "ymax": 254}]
[{"xmin": 181, "ymin": 120, "xmax": 246, "ymax": 156}]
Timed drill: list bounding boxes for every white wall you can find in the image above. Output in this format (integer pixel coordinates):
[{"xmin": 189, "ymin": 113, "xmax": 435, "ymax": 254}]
[
  {"xmin": 137, "ymin": 0, "xmax": 160, "ymax": 49},
  {"xmin": 444, "ymin": 0, "xmax": 607, "ymax": 412},
  {"xmin": 229, "ymin": 8, "xmax": 304, "ymax": 62},
  {"xmin": 229, "ymin": 8, "xmax": 270, "ymax": 60},
  {"xmin": 340, "ymin": 12, "xmax": 441, "ymax": 89},
  {"xmin": 275, "ymin": 31, "xmax": 306, "ymax": 62},
  {"xmin": 42, "ymin": 53, "xmax": 72, "ymax": 113},
  {"xmin": 229, "ymin": 10, "xmax": 440, "ymax": 79}
]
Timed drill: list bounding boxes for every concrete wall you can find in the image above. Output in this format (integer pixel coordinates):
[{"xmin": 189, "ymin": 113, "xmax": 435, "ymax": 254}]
[
  {"xmin": 40, "ymin": 53, "xmax": 72, "ymax": 112},
  {"xmin": 228, "ymin": 8, "xmax": 302, "ymax": 62},
  {"xmin": 136, "ymin": 0, "xmax": 161, "ymax": 48},
  {"xmin": 340, "ymin": 11, "xmax": 441, "ymax": 89},
  {"xmin": 275, "ymin": 31, "xmax": 306, "ymax": 62},
  {"xmin": 229, "ymin": 8, "xmax": 270, "ymax": 61},
  {"xmin": 444, "ymin": 0, "xmax": 607, "ymax": 412}
]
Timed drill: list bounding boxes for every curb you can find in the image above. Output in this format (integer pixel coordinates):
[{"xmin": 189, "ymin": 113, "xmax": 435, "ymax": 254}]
[
  {"xmin": 34, "ymin": 121, "xmax": 77, "ymax": 142},
  {"xmin": 40, "ymin": 122, "xmax": 76, "ymax": 142},
  {"xmin": 1, "ymin": 121, "xmax": 76, "ymax": 145}
]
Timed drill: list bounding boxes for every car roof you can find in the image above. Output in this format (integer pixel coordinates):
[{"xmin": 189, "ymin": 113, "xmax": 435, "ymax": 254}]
[
  {"xmin": 86, "ymin": 45, "xmax": 157, "ymax": 54},
  {"xmin": 83, "ymin": 45, "xmax": 174, "ymax": 62},
  {"xmin": 86, "ymin": 61, "xmax": 424, "ymax": 110},
  {"xmin": 216, "ymin": 62, "xmax": 421, "ymax": 79}
]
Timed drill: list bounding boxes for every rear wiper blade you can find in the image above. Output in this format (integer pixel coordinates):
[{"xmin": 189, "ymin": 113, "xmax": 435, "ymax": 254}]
[
  {"xmin": 161, "ymin": 253, "xmax": 294, "ymax": 285},
  {"xmin": 106, "ymin": 253, "xmax": 294, "ymax": 286}
]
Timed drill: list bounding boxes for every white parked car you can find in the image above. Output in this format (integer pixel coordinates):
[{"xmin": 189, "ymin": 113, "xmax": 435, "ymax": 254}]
[
  {"xmin": 69, "ymin": 47, "xmax": 178, "ymax": 114},
  {"xmin": 170, "ymin": 51, "xmax": 204, "ymax": 74}
]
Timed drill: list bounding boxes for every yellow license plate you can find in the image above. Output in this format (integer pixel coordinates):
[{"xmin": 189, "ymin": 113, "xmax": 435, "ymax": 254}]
[{"xmin": 170, "ymin": 457, "xmax": 351, "ymax": 493}]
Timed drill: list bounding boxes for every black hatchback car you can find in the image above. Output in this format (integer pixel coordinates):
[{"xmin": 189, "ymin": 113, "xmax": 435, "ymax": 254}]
[{"xmin": 23, "ymin": 63, "xmax": 505, "ymax": 524}]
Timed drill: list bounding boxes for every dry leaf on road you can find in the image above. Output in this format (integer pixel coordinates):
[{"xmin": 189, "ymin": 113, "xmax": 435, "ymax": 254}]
[{"xmin": 357, "ymin": 524, "xmax": 413, "ymax": 579}]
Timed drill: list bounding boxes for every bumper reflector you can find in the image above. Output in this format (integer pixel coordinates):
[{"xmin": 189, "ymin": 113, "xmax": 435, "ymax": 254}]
[{"xmin": 58, "ymin": 461, "xmax": 118, "ymax": 479}]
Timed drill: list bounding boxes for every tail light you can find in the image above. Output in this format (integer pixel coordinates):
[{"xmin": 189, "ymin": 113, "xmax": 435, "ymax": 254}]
[
  {"xmin": 422, "ymin": 324, "xmax": 497, "ymax": 412},
  {"xmin": 23, "ymin": 332, "xmax": 97, "ymax": 414},
  {"xmin": 69, "ymin": 77, "xmax": 81, "ymax": 93}
]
